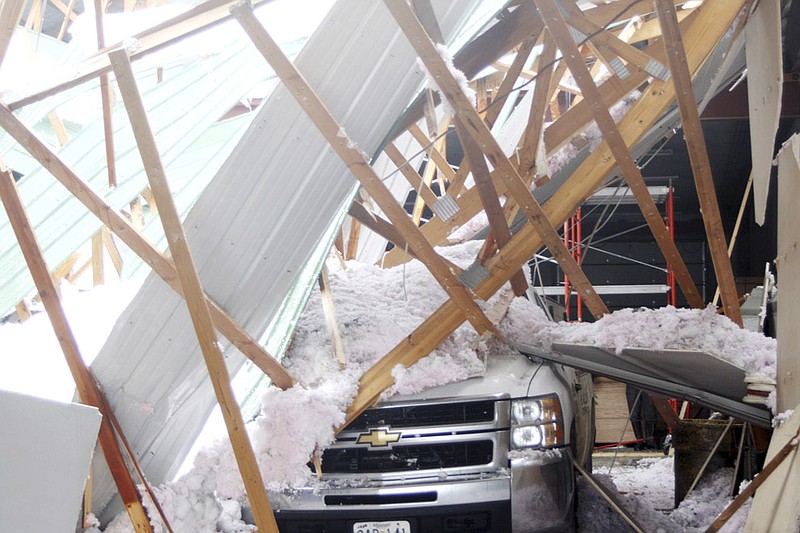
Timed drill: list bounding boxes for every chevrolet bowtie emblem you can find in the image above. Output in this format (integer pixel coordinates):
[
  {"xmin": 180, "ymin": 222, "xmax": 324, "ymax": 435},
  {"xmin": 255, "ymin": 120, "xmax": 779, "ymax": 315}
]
[{"xmin": 356, "ymin": 428, "xmax": 402, "ymax": 448}]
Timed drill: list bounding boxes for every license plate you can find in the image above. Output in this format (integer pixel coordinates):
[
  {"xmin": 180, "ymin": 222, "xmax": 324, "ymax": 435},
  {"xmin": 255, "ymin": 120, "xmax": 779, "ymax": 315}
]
[{"xmin": 352, "ymin": 521, "xmax": 410, "ymax": 533}]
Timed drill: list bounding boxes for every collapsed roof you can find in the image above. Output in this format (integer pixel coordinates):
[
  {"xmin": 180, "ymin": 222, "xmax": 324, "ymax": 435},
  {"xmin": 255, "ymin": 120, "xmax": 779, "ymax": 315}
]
[{"xmin": 0, "ymin": 0, "xmax": 791, "ymax": 529}]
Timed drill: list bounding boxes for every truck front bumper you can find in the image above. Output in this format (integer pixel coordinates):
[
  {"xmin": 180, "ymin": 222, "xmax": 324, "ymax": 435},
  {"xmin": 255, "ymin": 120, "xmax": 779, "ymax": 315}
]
[{"xmin": 267, "ymin": 448, "xmax": 574, "ymax": 533}]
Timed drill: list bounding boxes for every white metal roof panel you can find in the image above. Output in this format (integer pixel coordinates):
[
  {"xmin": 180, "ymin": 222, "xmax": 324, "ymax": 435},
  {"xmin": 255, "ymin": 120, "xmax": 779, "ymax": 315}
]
[{"xmin": 88, "ymin": 0, "xmax": 489, "ymax": 521}]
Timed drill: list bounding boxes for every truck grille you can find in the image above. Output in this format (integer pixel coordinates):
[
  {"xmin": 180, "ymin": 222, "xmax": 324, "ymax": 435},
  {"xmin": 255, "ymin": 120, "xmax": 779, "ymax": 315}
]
[
  {"xmin": 344, "ymin": 400, "xmax": 495, "ymax": 431},
  {"xmin": 318, "ymin": 440, "xmax": 494, "ymax": 473}
]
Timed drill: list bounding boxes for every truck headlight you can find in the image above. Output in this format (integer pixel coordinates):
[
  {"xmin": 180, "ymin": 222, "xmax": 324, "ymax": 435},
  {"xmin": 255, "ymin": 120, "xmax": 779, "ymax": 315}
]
[{"xmin": 510, "ymin": 395, "xmax": 564, "ymax": 449}]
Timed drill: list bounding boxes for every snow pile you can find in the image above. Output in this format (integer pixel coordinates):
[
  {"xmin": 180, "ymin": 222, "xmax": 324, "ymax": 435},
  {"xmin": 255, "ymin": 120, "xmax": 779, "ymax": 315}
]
[
  {"xmin": 579, "ymin": 457, "xmax": 751, "ymax": 533},
  {"xmin": 670, "ymin": 468, "xmax": 751, "ymax": 533},
  {"xmin": 547, "ymin": 89, "xmax": 642, "ymax": 175},
  {"xmin": 503, "ymin": 302, "xmax": 777, "ymax": 379},
  {"xmin": 417, "ymin": 43, "xmax": 477, "ymax": 117}
]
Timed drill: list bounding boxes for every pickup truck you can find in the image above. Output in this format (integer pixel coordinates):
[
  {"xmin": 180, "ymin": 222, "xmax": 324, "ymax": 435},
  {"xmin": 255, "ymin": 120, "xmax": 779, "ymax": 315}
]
[{"xmin": 269, "ymin": 351, "xmax": 595, "ymax": 533}]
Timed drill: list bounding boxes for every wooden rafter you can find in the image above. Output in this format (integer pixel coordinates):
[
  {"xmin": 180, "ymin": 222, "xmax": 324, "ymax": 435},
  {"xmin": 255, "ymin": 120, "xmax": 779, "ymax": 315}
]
[
  {"xmin": 0, "ymin": 103, "xmax": 296, "ymax": 390},
  {"xmin": 381, "ymin": 19, "xmax": 676, "ymax": 270},
  {"xmin": 343, "ymin": 0, "xmax": 745, "ymax": 427},
  {"xmin": 0, "ymin": 164, "xmax": 153, "ymax": 533},
  {"xmin": 455, "ymin": 120, "xmax": 528, "ymax": 295},
  {"xmin": 483, "ymin": 33, "xmax": 539, "ymax": 128},
  {"xmin": 0, "ymin": 0, "xmax": 25, "ymax": 69},
  {"xmin": 8, "ymin": 0, "xmax": 276, "ymax": 111},
  {"xmin": 385, "ymin": 0, "xmax": 608, "ymax": 320},
  {"xmin": 563, "ymin": 2, "xmax": 670, "ymax": 81},
  {"xmin": 94, "ymin": 0, "xmax": 117, "ymax": 187},
  {"xmin": 109, "ymin": 48, "xmax": 278, "ymax": 533},
  {"xmin": 318, "ymin": 265, "xmax": 346, "ymax": 368},
  {"xmin": 535, "ymin": 0, "xmax": 705, "ymax": 310},
  {"xmin": 231, "ymin": 3, "xmax": 498, "ymax": 339},
  {"xmin": 383, "ymin": 141, "xmax": 440, "ymax": 209},
  {"xmin": 655, "ymin": 0, "xmax": 742, "ymax": 325}
]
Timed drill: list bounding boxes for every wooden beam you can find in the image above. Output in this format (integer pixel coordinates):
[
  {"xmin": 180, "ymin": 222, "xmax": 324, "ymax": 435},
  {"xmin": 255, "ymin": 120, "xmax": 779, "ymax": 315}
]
[
  {"xmin": 109, "ymin": 48, "xmax": 278, "ymax": 533},
  {"xmin": 390, "ymin": 1, "xmax": 544, "ymax": 138},
  {"xmin": 385, "ymin": 0, "xmax": 608, "ymax": 320},
  {"xmin": 231, "ymin": 3, "xmax": 498, "ymax": 339},
  {"xmin": 94, "ymin": 0, "xmax": 117, "ymax": 188},
  {"xmin": 383, "ymin": 141, "xmax": 440, "ymax": 208},
  {"xmin": 91, "ymin": 229, "xmax": 104, "ymax": 286},
  {"xmin": 344, "ymin": 216, "xmax": 361, "ymax": 261},
  {"xmin": 0, "ymin": 0, "xmax": 26, "ymax": 69},
  {"xmin": 102, "ymin": 226, "xmax": 124, "ymax": 275},
  {"xmin": 655, "ymin": 0, "xmax": 742, "ymax": 326},
  {"xmin": 46, "ymin": 111, "xmax": 70, "ymax": 147},
  {"xmin": 344, "ymin": 0, "xmax": 744, "ymax": 426},
  {"xmin": 381, "ymin": 23, "xmax": 676, "ymax": 269},
  {"xmin": 408, "ymin": 123, "xmax": 456, "ymax": 184},
  {"xmin": 0, "ymin": 103, "xmax": 296, "ymax": 390},
  {"xmin": 519, "ymin": 34, "xmax": 558, "ymax": 181},
  {"xmin": 0, "ymin": 164, "xmax": 153, "ymax": 533},
  {"xmin": 56, "ymin": 0, "xmax": 78, "ymax": 41},
  {"xmin": 535, "ymin": 0, "xmax": 705, "ymax": 310},
  {"xmin": 8, "ymin": 0, "xmax": 276, "ymax": 111},
  {"xmin": 563, "ymin": 2, "xmax": 670, "ymax": 81},
  {"xmin": 483, "ymin": 33, "xmax": 538, "ymax": 128},
  {"xmin": 455, "ymin": 120, "xmax": 528, "ymax": 296},
  {"xmin": 318, "ymin": 265, "xmax": 346, "ymax": 368}
]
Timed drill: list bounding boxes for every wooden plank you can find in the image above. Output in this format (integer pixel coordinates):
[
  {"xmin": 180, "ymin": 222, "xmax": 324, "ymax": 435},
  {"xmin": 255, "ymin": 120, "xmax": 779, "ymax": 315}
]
[
  {"xmin": 46, "ymin": 111, "xmax": 70, "ymax": 147},
  {"xmin": 717, "ymin": 415, "xmax": 800, "ymax": 533},
  {"xmin": 91, "ymin": 230, "xmax": 104, "ymax": 286},
  {"xmin": 102, "ymin": 226, "xmax": 124, "ymax": 275},
  {"xmin": 386, "ymin": 0, "xmax": 608, "ymax": 321},
  {"xmin": 109, "ymin": 48, "xmax": 278, "ymax": 533},
  {"xmin": 655, "ymin": 0, "xmax": 742, "ymax": 326},
  {"xmin": 535, "ymin": 0, "xmax": 705, "ymax": 310},
  {"xmin": 344, "ymin": 216, "xmax": 361, "ymax": 261},
  {"xmin": 383, "ymin": 141, "xmax": 440, "ymax": 208},
  {"xmin": 0, "ymin": 0, "xmax": 26, "ymax": 69},
  {"xmin": 344, "ymin": 0, "xmax": 744, "ymax": 427},
  {"xmin": 0, "ymin": 164, "xmax": 153, "ymax": 533},
  {"xmin": 483, "ymin": 33, "xmax": 538, "ymax": 128},
  {"xmin": 318, "ymin": 265, "xmax": 346, "ymax": 368},
  {"xmin": 519, "ymin": 34, "xmax": 558, "ymax": 181},
  {"xmin": 56, "ymin": 0, "xmax": 78, "ymax": 41},
  {"xmin": 574, "ymin": 460, "xmax": 647, "ymax": 533},
  {"xmin": 455, "ymin": 120, "xmax": 528, "ymax": 295},
  {"xmin": 564, "ymin": 3, "xmax": 669, "ymax": 80},
  {"xmin": 390, "ymin": 1, "xmax": 544, "ymax": 138},
  {"xmin": 231, "ymin": 3, "xmax": 498, "ymax": 339},
  {"xmin": 0, "ymin": 103, "xmax": 296, "ymax": 390},
  {"xmin": 8, "ymin": 0, "xmax": 275, "ymax": 111},
  {"xmin": 408, "ymin": 123, "xmax": 456, "ymax": 184},
  {"xmin": 94, "ymin": 0, "xmax": 117, "ymax": 188}
]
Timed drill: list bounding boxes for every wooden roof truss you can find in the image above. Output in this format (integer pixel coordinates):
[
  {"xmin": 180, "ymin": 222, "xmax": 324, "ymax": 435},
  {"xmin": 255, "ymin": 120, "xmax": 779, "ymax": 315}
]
[{"xmin": 0, "ymin": 0, "xmax": 752, "ymax": 527}]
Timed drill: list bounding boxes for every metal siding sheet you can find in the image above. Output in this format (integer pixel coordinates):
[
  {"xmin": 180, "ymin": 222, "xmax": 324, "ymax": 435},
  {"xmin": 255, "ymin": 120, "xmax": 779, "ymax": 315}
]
[{"xmin": 89, "ymin": 0, "xmax": 486, "ymax": 520}]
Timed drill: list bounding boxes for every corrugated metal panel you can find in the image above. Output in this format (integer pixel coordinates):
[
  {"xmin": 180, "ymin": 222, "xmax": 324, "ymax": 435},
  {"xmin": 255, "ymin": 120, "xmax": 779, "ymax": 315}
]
[
  {"xmin": 87, "ymin": 0, "xmax": 489, "ymax": 521},
  {"xmin": 0, "ymin": 41, "xmax": 276, "ymax": 317},
  {"xmin": 121, "ymin": 111, "xmax": 258, "ymax": 279}
]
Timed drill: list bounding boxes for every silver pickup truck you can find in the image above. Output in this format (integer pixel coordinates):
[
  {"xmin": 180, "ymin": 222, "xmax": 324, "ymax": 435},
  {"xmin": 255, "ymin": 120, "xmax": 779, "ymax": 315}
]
[{"xmin": 269, "ymin": 352, "xmax": 594, "ymax": 533}]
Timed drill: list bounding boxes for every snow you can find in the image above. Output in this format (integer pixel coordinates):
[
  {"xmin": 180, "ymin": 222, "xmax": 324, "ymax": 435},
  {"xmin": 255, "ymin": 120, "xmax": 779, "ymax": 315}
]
[
  {"xmin": 503, "ymin": 301, "xmax": 777, "ymax": 380},
  {"xmin": 0, "ymin": 240, "xmax": 775, "ymax": 531},
  {"xmin": 578, "ymin": 456, "xmax": 752, "ymax": 533},
  {"xmin": 417, "ymin": 43, "xmax": 477, "ymax": 117}
]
